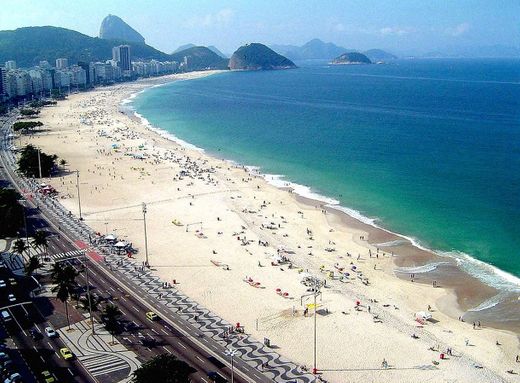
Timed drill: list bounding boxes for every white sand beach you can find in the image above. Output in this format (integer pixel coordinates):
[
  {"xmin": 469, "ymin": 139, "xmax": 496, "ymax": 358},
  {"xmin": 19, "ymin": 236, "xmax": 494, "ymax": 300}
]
[{"xmin": 21, "ymin": 71, "xmax": 520, "ymax": 382}]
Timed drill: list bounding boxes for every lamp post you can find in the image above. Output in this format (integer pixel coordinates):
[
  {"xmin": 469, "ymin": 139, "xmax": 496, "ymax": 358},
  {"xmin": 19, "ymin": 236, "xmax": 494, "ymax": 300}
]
[
  {"xmin": 142, "ymin": 202, "xmax": 149, "ymax": 267},
  {"xmin": 83, "ymin": 260, "xmax": 95, "ymax": 335},
  {"xmin": 225, "ymin": 347, "xmax": 238, "ymax": 383},
  {"xmin": 75, "ymin": 170, "xmax": 82, "ymax": 220},
  {"xmin": 37, "ymin": 148, "xmax": 42, "ymax": 179},
  {"xmin": 300, "ymin": 279, "xmax": 322, "ymax": 377}
]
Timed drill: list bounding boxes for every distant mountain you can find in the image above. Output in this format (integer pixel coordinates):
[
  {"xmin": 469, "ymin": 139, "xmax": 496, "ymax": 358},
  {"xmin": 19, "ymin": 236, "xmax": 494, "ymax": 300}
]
[
  {"xmin": 331, "ymin": 52, "xmax": 372, "ymax": 64},
  {"xmin": 269, "ymin": 43, "xmax": 300, "ymax": 57},
  {"xmin": 208, "ymin": 45, "xmax": 227, "ymax": 58},
  {"xmin": 99, "ymin": 14, "xmax": 145, "ymax": 44},
  {"xmin": 287, "ymin": 39, "xmax": 351, "ymax": 60},
  {"xmin": 363, "ymin": 49, "xmax": 397, "ymax": 62},
  {"xmin": 0, "ymin": 26, "xmax": 170, "ymax": 68},
  {"xmin": 229, "ymin": 43, "xmax": 296, "ymax": 70},
  {"xmin": 170, "ymin": 46, "xmax": 228, "ymax": 71},
  {"xmin": 172, "ymin": 43, "xmax": 196, "ymax": 54}
]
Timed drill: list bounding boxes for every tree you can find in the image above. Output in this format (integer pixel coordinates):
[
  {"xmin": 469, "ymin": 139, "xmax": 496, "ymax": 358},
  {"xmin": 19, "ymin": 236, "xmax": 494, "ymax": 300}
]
[
  {"xmin": 12, "ymin": 121, "xmax": 43, "ymax": 133},
  {"xmin": 11, "ymin": 238, "xmax": 28, "ymax": 265},
  {"xmin": 25, "ymin": 255, "xmax": 43, "ymax": 276},
  {"xmin": 78, "ymin": 293, "xmax": 101, "ymax": 313},
  {"xmin": 30, "ymin": 230, "xmax": 48, "ymax": 261},
  {"xmin": 132, "ymin": 353, "xmax": 195, "ymax": 383},
  {"xmin": 0, "ymin": 188, "xmax": 24, "ymax": 238},
  {"xmin": 102, "ymin": 304, "xmax": 122, "ymax": 343},
  {"xmin": 51, "ymin": 263, "xmax": 79, "ymax": 329},
  {"xmin": 17, "ymin": 144, "xmax": 58, "ymax": 178},
  {"xmin": 19, "ymin": 108, "xmax": 40, "ymax": 116}
]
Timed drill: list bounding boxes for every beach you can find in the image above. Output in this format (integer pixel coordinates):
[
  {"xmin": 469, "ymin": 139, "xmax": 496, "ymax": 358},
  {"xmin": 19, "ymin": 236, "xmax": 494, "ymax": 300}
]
[{"xmin": 22, "ymin": 71, "xmax": 519, "ymax": 382}]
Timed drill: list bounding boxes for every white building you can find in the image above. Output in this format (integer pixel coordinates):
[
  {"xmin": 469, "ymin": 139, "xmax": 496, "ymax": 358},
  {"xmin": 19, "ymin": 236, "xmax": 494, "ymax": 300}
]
[
  {"xmin": 53, "ymin": 70, "xmax": 70, "ymax": 88},
  {"xmin": 70, "ymin": 65, "xmax": 87, "ymax": 87},
  {"xmin": 0, "ymin": 67, "xmax": 6, "ymax": 97},
  {"xmin": 5, "ymin": 61, "xmax": 17, "ymax": 70},
  {"xmin": 29, "ymin": 70, "xmax": 43, "ymax": 95},
  {"xmin": 55, "ymin": 58, "xmax": 69, "ymax": 70}
]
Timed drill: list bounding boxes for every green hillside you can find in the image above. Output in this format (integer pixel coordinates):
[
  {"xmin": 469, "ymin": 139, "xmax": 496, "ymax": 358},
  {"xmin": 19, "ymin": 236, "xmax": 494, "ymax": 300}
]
[
  {"xmin": 0, "ymin": 26, "xmax": 170, "ymax": 67},
  {"xmin": 229, "ymin": 43, "xmax": 296, "ymax": 70},
  {"xmin": 170, "ymin": 46, "xmax": 229, "ymax": 71}
]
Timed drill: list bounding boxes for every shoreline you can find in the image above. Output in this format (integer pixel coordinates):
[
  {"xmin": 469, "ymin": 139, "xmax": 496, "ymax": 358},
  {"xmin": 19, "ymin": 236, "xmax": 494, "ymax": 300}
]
[
  {"xmin": 125, "ymin": 74, "xmax": 520, "ymax": 333},
  {"xmin": 25, "ymin": 71, "xmax": 520, "ymax": 382}
]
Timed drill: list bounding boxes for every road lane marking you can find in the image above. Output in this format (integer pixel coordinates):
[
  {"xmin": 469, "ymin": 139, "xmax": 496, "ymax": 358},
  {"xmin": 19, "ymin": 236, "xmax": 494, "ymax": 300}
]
[
  {"xmin": 161, "ymin": 328, "xmax": 168, "ymax": 335},
  {"xmin": 151, "ymin": 328, "xmax": 159, "ymax": 335},
  {"xmin": 162, "ymin": 346, "xmax": 172, "ymax": 354},
  {"xmin": 47, "ymin": 342, "xmax": 53, "ymax": 348},
  {"xmin": 177, "ymin": 341, "xmax": 187, "ymax": 350},
  {"xmin": 196, "ymin": 356, "xmax": 205, "ymax": 363},
  {"xmin": 67, "ymin": 368, "xmax": 74, "ymax": 376},
  {"xmin": 132, "ymin": 305, "xmax": 139, "ymax": 312},
  {"xmin": 201, "ymin": 378, "xmax": 209, "ymax": 383}
]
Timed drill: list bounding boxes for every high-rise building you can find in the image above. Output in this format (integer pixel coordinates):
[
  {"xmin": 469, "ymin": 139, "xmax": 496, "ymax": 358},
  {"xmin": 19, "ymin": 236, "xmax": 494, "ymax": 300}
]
[
  {"xmin": 78, "ymin": 61, "xmax": 93, "ymax": 85},
  {"xmin": 70, "ymin": 65, "xmax": 87, "ymax": 87},
  {"xmin": 0, "ymin": 67, "xmax": 6, "ymax": 96},
  {"xmin": 5, "ymin": 60, "xmax": 16, "ymax": 70},
  {"xmin": 55, "ymin": 58, "xmax": 68, "ymax": 70},
  {"xmin": 39, "ymin": 60, "xmax": 51, "ymax": 69},
  {"xmin": 112, "ymin": 45, "xmax": 131, "ymax": 72}
]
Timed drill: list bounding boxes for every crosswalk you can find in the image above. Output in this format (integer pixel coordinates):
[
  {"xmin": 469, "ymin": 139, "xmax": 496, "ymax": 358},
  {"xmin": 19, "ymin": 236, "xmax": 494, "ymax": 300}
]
[
  {"xmin": 46, "ymin": 249, "xmax": 85, "ymax": 262},
  {"xmin": 81, "ymin": 354, "xmax": 130, "ymax": 377}
]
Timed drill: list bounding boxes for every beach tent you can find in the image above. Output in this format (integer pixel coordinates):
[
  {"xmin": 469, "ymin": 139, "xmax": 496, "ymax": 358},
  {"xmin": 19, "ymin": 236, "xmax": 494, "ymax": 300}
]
[
  {"xmin": 114, "ymin": 241, "xmax": 128, "ymax": 248},
  {"xmin": 104, "ymin": 234, "xmax": 116, "ymax": 241},
  {"xmin": 415, "ymin": 311, "xmax": 432, "ymax": 321}
]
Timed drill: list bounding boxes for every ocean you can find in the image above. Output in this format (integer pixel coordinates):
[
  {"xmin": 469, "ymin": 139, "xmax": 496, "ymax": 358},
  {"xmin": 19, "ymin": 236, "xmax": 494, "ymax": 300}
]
[{"xmin": 130, "ymin": 58, "xmax": 520, "ymax": 293}]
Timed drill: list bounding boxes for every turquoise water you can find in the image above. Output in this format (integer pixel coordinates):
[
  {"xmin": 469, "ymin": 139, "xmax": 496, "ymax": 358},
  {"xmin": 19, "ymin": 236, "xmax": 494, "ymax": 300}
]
[{"xmin": 132, "ymin": 59, "xmax": 520, "ymax": 287}]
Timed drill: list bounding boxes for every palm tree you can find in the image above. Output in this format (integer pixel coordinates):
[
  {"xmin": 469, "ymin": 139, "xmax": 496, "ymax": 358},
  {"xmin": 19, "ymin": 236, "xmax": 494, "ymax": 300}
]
[
  {"xmin": 102, "ymin": 304, "xmax": 122, "ymax": 344},
  {"xmin": 24, "ymin": 255, "xmax": 42, "ymax": 276},
  {"xmin": 30, "ymin": 230, "xmax": 48, "ymax": 262},
  {"xmin": 79, "ymin": 294, "xmax": 101, "ymax": 314},
  {"xmin": 51, "ymin": 263, "xmax": 79, "ymax": 330},
  {"xmin": 11, "ymin": 238, "xmax": 28, "ymax": 267}
]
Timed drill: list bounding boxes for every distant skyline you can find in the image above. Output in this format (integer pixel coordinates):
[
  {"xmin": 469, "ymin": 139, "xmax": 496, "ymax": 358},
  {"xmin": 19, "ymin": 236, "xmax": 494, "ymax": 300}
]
[{"xmin": 1, "ymin": 0, "xmax": 519, "ymax": 55}]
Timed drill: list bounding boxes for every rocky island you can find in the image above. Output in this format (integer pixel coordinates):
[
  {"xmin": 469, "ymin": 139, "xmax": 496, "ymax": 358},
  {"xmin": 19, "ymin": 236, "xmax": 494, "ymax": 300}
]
[
  {"xmin": 229, "ymin": 43, "xmax": 296, "ymax": 70},
  {"xmin": 331, "ymin": 52, "xmax": 372, "ymax": 65}
]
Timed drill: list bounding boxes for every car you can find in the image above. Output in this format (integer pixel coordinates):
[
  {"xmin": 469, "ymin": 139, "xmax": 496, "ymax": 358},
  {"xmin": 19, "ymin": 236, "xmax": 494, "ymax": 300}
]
[
  {"xmin": 0, "ymin": 261, "xmax": 5, "ymax": 269},
  {"xmin": 0, "ymin": 311, "xmax": 10, "ymax": 322},
  {"xmin": 4, "ymin": 372, "xmax": 21, "ymax": 383},
  {"xmin": 207, "ymin": 371, "xmax": 228, "ymax": 383},
  {"xmin": 59, "ymin": 347, "xmax": 74, "ymax": 360},
  {"xmin": 41, "ymin": 370, "xmax": 56, "ymax": 383},
  {"xmin": 44, "ymin": 327, "xmax": 57, "ymax": 338},
  {"xmin": 145, "ymin": 311, "xmax": 159, "ymax": 321},
  {"xmin": 7, "ymin": 279, "xmax": 16, "ymax": 287},
  {"xmin": 6, "ymin": 295, "xmax": 15, "ymax": 303},
  {"xmin": 0, "ymin": 352, "xmax": 10, "ymax": 362},
  {"xmin": 0, "ymin": 281, "xmax": 5, "ymax": 288},
  {"xmin": 29, "ymin": 329, "xmax": 43, "ymax": 340}
]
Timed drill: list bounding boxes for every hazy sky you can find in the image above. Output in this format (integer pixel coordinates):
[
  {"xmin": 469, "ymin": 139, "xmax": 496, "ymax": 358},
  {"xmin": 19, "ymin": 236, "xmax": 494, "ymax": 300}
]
[{"xmin": 1, "ymin": 0, "xmax": 518, "ymax": 54}]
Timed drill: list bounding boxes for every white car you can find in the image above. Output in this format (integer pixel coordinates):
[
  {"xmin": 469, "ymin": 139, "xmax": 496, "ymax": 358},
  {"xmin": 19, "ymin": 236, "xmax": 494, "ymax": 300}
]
[
  {"xmin": 45, "ymin": 327, "xmax": 58, "ymax": 338},
  {"xmin": 0, "ymin": 280, "xmax": 5, "ymax": 288},
  {"xmin": 7, "ymin": 294, "xmax": 15, "ymax": 303}
]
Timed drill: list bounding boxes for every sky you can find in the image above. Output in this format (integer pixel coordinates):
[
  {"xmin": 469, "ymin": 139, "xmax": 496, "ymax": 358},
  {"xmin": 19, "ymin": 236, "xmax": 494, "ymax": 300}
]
[{"xmin": 1, "ymin": 0, "xmax": 518, "ymax": 55}]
